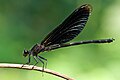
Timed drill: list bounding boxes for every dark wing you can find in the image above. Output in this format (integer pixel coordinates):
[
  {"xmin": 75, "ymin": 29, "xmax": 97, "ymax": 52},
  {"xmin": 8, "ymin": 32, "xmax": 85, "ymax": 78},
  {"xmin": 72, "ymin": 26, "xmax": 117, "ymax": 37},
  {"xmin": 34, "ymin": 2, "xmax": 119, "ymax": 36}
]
[{"xmin": 41, "ymin": 4, "xmax": 92, "ymax": 46}]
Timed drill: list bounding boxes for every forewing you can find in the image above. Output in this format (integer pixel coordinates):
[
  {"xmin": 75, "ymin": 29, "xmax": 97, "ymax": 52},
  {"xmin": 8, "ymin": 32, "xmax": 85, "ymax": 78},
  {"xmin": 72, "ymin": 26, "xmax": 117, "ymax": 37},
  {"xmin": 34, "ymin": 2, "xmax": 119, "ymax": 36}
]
[{"xmin": 41, "ymin": 4, "xmax": 92, "ymax": 46}]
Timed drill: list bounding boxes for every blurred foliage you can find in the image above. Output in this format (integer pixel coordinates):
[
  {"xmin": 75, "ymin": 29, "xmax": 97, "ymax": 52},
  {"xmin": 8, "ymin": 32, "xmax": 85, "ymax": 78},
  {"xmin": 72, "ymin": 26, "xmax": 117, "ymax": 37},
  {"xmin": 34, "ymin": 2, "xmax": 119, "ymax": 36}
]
[{"xmin": 0, "ymin": 0, "xmax": 120, "ymax": 80}]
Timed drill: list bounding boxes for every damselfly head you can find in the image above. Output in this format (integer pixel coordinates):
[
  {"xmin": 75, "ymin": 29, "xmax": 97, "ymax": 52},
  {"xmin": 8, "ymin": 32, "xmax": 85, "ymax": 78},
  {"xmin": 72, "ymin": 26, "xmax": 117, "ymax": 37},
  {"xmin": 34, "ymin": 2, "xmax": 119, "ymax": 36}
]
[{"xmin": 23, "ymin": 49, "xmax": 29, "ymax": 57}]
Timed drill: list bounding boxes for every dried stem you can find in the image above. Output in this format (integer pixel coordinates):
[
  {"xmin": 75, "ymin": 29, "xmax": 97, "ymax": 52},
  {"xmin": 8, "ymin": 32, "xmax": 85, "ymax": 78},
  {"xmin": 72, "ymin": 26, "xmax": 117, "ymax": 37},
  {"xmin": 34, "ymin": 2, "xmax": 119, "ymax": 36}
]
[{"xmin": 0, "ymin": 63, "xmax": 74, "ymax": 80}]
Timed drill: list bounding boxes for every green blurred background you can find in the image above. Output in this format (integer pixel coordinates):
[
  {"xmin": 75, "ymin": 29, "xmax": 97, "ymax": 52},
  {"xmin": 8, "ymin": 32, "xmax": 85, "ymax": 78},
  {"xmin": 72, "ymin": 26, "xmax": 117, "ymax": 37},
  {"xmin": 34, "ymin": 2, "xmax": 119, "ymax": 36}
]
[{"xmin": 0, "ymin": 0, "xmax": 119, "ymax": 80}]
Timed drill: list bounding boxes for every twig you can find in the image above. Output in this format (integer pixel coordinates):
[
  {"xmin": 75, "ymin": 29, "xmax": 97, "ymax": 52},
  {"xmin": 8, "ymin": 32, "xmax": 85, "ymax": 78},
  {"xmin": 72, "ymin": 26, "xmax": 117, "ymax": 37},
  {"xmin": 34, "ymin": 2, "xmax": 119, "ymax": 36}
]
[{"xmin": 0, "ymin": 63, "xmax": 74, "ymax": 80}]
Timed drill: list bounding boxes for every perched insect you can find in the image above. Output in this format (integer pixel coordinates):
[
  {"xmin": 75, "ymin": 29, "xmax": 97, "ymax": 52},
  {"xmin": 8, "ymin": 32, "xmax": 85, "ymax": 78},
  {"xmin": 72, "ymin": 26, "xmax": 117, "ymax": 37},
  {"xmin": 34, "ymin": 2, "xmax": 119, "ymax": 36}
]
[{"xmin": 23, "ymin": 4, "xmax": 114, "ymax": 69}]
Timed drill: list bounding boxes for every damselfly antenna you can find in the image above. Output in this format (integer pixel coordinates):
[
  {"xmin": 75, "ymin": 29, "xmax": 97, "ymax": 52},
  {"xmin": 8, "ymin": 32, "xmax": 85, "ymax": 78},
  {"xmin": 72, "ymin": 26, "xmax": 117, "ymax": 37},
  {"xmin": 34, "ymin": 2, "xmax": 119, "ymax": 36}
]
[{"xmin": 23, "ymin": 4, "xmax": 114, "ymax": 70}]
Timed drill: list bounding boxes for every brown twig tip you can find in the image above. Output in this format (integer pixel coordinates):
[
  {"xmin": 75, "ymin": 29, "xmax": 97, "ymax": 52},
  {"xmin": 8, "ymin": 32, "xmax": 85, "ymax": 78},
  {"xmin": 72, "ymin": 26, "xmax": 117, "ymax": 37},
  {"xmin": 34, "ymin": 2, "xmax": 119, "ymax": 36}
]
[{"xmin": 0, "ymin": 63, "xmax": 75, "ymax": 80}]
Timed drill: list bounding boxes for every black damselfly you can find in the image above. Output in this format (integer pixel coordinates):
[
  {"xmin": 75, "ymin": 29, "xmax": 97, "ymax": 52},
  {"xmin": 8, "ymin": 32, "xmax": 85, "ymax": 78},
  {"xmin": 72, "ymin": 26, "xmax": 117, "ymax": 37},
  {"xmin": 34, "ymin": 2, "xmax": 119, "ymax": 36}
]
[{"xmin": 23, "ymin": 4, "xmax": 114, "ymax": 70}]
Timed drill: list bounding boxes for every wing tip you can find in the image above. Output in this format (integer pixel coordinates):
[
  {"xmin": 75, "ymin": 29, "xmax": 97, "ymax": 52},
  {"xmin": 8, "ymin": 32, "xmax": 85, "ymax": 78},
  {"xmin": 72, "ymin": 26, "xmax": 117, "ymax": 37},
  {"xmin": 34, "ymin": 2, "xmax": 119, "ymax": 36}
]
[{"xmin": 80, "ymin": 4, "xmax": 92, "ymax": 13}]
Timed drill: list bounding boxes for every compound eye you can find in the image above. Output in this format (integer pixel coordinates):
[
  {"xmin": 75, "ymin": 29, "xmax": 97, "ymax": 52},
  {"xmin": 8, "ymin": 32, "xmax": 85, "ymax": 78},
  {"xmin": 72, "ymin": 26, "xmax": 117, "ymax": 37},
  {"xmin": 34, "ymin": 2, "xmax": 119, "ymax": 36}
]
[
  {"xmin": 24, "ymin": 50, "xmax": 28, "ymax": 53},
  {"xmin": 23, "ymin": 50, "xmax": 29, "ymax": 57}
]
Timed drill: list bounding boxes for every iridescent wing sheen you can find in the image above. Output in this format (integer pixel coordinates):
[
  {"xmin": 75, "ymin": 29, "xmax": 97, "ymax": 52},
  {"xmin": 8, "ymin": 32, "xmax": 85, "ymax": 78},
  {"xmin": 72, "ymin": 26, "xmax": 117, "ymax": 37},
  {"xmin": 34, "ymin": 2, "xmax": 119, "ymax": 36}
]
[{"xmin": 41, "ymin": 4, "xmax": 92, "ymax": 46}]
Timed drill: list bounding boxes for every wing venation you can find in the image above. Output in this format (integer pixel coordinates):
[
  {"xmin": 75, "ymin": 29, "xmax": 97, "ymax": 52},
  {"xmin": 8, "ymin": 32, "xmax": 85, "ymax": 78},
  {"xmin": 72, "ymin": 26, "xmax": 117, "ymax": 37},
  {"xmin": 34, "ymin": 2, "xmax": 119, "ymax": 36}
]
[{"xmin": 41, "ymin": 4, "xmax": 92, "ymax": 46}]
